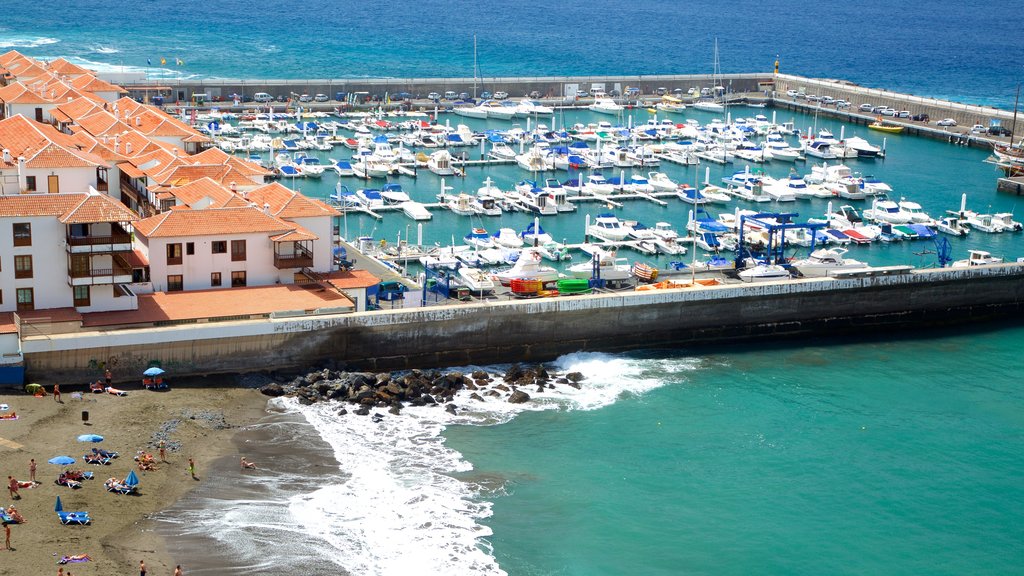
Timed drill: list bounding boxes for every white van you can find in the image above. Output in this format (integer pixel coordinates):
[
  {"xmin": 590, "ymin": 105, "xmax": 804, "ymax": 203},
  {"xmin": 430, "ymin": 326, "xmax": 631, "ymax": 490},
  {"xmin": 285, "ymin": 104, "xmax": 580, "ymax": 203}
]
[{"xmin": 254, "ymin": 92, "xmax": 273, "ymax": 103}]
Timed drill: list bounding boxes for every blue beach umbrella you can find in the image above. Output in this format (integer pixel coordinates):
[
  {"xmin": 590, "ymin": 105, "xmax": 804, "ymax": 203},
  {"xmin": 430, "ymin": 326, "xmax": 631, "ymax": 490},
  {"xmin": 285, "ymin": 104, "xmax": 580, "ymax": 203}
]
[
  {"xmin": 124, "ymin": 470, "xmax": 139, "ymax": 488},
  {"xmin": 55, "ymin": 495, "xmax": 63, "ymax": 512},
  {"xmin": 48, "ymin": 456, "xmax": 75, "ymax": 465},
  {"xmin": 143, "ymin": 367, "xmax": 165, "ymax": 377},
  {"xmin": 77, "ymin": 434, "xmax": 104, "ymax": 443}
]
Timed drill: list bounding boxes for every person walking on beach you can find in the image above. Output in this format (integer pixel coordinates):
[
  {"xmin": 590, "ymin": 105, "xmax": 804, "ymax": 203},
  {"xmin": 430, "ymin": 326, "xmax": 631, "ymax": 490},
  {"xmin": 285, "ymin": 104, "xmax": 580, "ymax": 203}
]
[
  {"xmin": 53, "ymin": 382, "xmax": 61, "ymax": 403},
  {"xmin": 7, "ymin": 476, "xmax": 18, "ymax": 499},
  {"xmin": 158, "ymin": 440, "xmax": 166, "ymax": 462},
  {"xmin": 4, "ymin": 522, "xmax": 10, "ymax": 550},
  {"xmin": 139, "ymin": 559, "xmax": 146, "ymax": 576},
  {"xmin": 29, "ymin": 458, "xmax": 36, "ymax": 482},
  {"xmin": 188, "ymin": 457, "xmax": 196, "ymax": 479}
]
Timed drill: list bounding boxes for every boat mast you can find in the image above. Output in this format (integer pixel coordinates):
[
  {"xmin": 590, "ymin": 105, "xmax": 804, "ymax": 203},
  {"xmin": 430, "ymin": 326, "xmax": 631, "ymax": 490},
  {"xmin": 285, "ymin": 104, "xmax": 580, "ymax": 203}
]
[
  {"xmin": 472, "ymin": 35, "xmax": 478, "ymax": 99},
  {"xmin": 1011, "ymin": 82, "xmax": 1020, "ymax": 148}
]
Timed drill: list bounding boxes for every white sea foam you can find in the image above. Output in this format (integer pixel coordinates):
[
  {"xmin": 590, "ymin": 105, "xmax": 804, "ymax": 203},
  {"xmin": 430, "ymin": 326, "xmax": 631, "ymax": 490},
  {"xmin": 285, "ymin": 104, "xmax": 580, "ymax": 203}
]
[
  {"xmin": 91, "ymin": 45, "xmax": 120, "ymax": 54},
  {"xmin": 0, "ymin": 35, "xmax": 60, "ymax": 48},
  {"xmin": 286, "ymin": 352, "xmax": 701, "ymax": 575}
]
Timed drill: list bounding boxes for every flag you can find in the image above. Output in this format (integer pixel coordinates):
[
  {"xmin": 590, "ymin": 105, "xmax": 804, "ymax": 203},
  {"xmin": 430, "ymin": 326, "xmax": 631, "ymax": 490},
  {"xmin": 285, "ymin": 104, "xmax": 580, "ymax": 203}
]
[
  {"xmin": 147, "ymin": 58, "xmax": 152, "ymax": 66},
  {"xmin": 160, "ymin": 57, "xmax": 166, "ymax": 65}
]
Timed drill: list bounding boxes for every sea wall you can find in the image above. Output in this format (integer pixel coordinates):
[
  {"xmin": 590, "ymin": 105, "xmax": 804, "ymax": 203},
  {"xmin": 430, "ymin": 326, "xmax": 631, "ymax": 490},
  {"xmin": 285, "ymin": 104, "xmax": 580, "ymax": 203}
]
[{"xmin": 19, "ymin": 265, "xmax": 1024, "ymax": 383}]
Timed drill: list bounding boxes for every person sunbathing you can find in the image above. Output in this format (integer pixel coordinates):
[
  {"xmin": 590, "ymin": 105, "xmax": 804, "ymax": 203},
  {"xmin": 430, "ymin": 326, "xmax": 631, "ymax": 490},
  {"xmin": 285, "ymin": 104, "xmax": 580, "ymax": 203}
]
[
  {"xmin": 84, "ymin": 453, "xmax": 108, "ymax": 465},
  {"xmin": 5, "ymin": 505, "xmax": 25, "ymax": 523},
  {"xmin": 240, "ymin": 457, "xmax": 257, "ymax": 470},
  {"xmin": 63, "ymin": 470, "xmax": 88, "ymax": 481},
  {"xmin": 0, "ymin": 411, "xmax": 16, "ymax": 420},
  {"xmin": 58, "ymin": 553, "xmax": 92, "ymax": 564},
  {"xmin": 56, "ymin": 474, "xmax": 82, "ymax": 489}
]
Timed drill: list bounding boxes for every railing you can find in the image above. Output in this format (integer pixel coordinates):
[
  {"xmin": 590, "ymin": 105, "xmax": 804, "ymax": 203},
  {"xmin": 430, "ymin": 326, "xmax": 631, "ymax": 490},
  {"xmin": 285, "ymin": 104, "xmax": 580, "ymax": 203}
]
[
  {"xmin": 274, "ymin": 252, "xmax": 314, "ymax": 269},
  {"xmin": 66, "ymin": 232, "xmax": 132, "ymax": 248},
  {"xmin": 68, "ymin": 254, "xmax": 133, "ymax": 281}
]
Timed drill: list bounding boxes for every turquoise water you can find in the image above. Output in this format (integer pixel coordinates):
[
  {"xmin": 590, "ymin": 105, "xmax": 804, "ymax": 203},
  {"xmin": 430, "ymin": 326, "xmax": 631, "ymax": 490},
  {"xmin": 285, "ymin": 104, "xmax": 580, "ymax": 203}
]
[{"xmin": 447, "ymin": 330, "xmax": 1024, "ymax": 575}]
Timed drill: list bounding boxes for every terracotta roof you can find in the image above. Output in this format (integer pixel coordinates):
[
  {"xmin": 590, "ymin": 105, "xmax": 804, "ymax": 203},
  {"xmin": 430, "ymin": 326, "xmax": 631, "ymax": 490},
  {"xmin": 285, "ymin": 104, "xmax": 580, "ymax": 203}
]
[
  {"xmin": 244, "ymin": 182, "xmax": 341, "ymax": 219},
  {"xmin": 47, "ymin": 57, "xmax": 92, "ymax": 77},
  {"xmin": 124, "ymin": 249, "xmax": 149, "ymax": 268},
  {"xmin": 0, "ymin": 114, "xmax": 107, "ymax": 169},
  {"xmin": 0, "ymin": 82, "xmax": 50, "ymax": 104},
  {"xmin": 161, "ymin": 177, "xmax": 238, "ymax": 209},
  {"xmin": 270, "ymin": 228, "xmax": 318, "ymax": 242},
  {"xmin": 82, "ymin": 284, "xmax": 353, "ymax": 327},
  {"xmin": 325, "ymin": 269, "xmax": 381, "ymax": 290},
  {"xmin": 17, "ymin": 307, "xmax": 82, "ymax": 324},
  {"xmin": 70, "ymin": 74, "xmax": 125, "ymax": 94},
  {"xmin": 0, "ymin": 193, "xmax": 87, "ymax": 217},
  {"xmin": 59, "ymin": 192, "xmax": 139, "ymax": 224},
  {"xmin": 133, "ymin": 206, "xmax": 294, "ymax": 238},
  {"xmin": 116, "ymin": 161, "xmax": 145, "ymax": 178}
]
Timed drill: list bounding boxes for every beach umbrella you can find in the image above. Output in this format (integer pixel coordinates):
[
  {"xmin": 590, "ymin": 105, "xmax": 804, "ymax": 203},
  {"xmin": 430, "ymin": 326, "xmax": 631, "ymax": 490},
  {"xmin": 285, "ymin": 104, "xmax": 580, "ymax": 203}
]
[
  {"xmin": 124, "ymin": 470, "xmax": 139, "ymax": 488},
  {"xmin": 25, "ymin": 383, "xmax": 44, "ymax": 394},
  {"xmin": 55, "ymin": 495, "xmax": 63, "ymax": 512},
  {"xmin": 77, "ymin": 434, "xmax": 104, "ymax": 443},
  {"xmin": 142, "ymin": 367, "xmax": 165, "ymax": 377},
  {"xmin": 48, "ymin": 456, "xmax": 75, "ymax": 465}
]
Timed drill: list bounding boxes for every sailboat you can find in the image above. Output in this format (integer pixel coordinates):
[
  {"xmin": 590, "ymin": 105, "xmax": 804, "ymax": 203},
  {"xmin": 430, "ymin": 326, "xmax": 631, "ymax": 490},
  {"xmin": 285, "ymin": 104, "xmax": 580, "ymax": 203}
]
[
  {"xmin": 993, "ymin": 83, "xmax": 1023, "ymax": 169},
  {"xmin": 692, "ymin": 38, "xmax": 726, "ymax": 113}
]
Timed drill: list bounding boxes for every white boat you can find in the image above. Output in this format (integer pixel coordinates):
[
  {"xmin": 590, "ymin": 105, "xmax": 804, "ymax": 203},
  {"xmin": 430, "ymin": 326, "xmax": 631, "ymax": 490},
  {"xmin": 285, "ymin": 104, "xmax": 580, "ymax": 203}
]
[
  {"xmin": 483, "ymin": 101, "xmax": 518, "ymax": 120},
  {"xmin": 803, "ymin": 140, "xmax": 837, "ymax": 159},
  {"xmin": 582, "ymin": 173, "xmax": 616, "ymax": 195},
  {"xmin": 494, "ymin": 248, "xmax": 560, "ymax": 286},
  {"xmin": 993, "ymin": 212, "xmax": 1024, "ymax": 232},
  {"xmin": 516, "ymin": 146, "xmax": 551, "ymax": 172},
  {"xmin": 952, "ymin": 249, "xmax": 1003, "ymax": 267},
  {"xmin": 520, "ymin": 222, "xmax": 553, "ymax": 246},
  {"xmin": 355, "ymin": 188, "xmax": 385, "ymax": 209},
  {"xmin": 650, "ymin": 222, "xmax": 687, "ymax": 255},
  {"xmin": 401, "ymin": 201, "xmax": 432, "ymax": 220},
  {"xmin": 897, "ymin": 200, "xmax": 934, "ymax": 224},
  {"xmin": 587, "ymin": 213, "xmax": 631, "ymax": 241},
  {"xmin": 488, "ymin": 142, "xmax": 517, "ymax": 160},
  {"xmin": 844, "ymin": 136, "xmax": 883, "ymax": 158},
  {"xmin": 589, "ymin": 98, "xmax": 624, "ymax": 115},
  {"xmin": 568, "ymin": 248, "xmax": 632, "ymax": 281},
  {"xmin": 492, "ymin": 227, "xmax": 525, "ymax": 248},
  {"xmin": 738, "ymin": 263, "xmax": 791, "ymax": 282},
  {"xmin": 791, "ymin": 248, "xmax": 866, "ymax": 277},
  {"xmin": 963, "ymin": 211, "xmax": 1003, "ymax": 233},
  {"xmin": 473, "ymin": 195, "xmax": 503, "ymax": 216},
  {"xmin": 445, "ymin": 193, "xmax": 476, "ymax": 216},
  {"xmin": 864, "ymin": 199, "xmax": 914, "ymax": 224},
  {"xmin": 692, "ymin": 101, "xmax": 726, "ymax": 113},
  {"xmin": 379, "ymin": 183, "xmax": 411, "ymax": 205},
  {"xmin": 457, "ymin": 266, "xmax": 496, "ymax": 293},
  {"xmin": 515, "ymin": 99, "xmax": 554, "ymax": 117},
  {"xmin": 935, "ymin": 216, "xmax": 969, "ymax": 237},
  {"xmin": 453, "ymin": 104, "xmax": 489, "ymax": 119},
  {"xmin": 427, "ymin": 150, "xmax": 457, "ymax": 176},
  {"xmin": 647, "ymin": 172, "xmax": 677, "ymax": 192}
]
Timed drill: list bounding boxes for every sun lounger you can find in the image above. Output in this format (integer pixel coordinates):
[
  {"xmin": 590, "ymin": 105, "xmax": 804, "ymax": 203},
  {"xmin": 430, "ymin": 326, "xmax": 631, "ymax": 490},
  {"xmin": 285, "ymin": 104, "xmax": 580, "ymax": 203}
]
[
  {"xmin": 92, "ymin": 448, "xmax": 119, "ymax": 459},
  {"xmin": 55, "ymin": 477, "xmax": 82, "ymax": 489},
  {"xmin": 106, "ymin": 387, "xmax": 127, "ymax": 396},
  {"xmin": 84, "ymin": 454, "xmax": 111, "ymax": 465},
  {"xmin": 104, "ymin": 479, "xmax": 136, "ymax": 495},
  {"xmin": 57, "ymin": 511, "xmax": 90, "ymax": 525}
]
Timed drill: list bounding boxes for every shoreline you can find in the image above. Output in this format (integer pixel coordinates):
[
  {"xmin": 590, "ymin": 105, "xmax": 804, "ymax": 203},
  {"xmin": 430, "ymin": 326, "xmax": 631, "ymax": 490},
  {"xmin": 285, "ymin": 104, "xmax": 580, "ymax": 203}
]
[{"xmin": 0, "ymin": 375, "xmax": 269, "ymax": 575}]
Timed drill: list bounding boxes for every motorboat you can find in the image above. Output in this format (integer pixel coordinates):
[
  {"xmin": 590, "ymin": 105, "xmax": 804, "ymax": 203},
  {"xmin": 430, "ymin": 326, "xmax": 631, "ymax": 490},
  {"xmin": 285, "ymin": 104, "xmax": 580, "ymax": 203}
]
[
  {"xmin": 691, "ymin": 100, "xmax": 725, "ymax": 113},
  {"xmin": 587, "ymin": 213, "xmax": 631, "ymax": 241},
  {"xmin": 737, "ymin": 263, "xmax": 791, "ymax": 283},
  {"xmin": 488, "ymin": 141, "xmax": 517, "ymax": 160},
  {"xmin": 582, "ymin": 173, "xmax": 615, "ymax": 195},
  {"xmin": 897, "ymin": 200, "xmax": 934, "ymax": 224},
  {"xmin": 697, "ymin": 185, "xmax": 732, "ymax": 204},
  {"xmin": 520, "ymin": 221, "xmax": 553, "ymax": 246},
  {"xmin": 457, "ymin": 266, "xmax": 496, "ymax": 293},
  {"xmin": 293, "ymin": 154, "xmax": 325, "ymax": 178},
  {"xmin": 355, "ymin": 188, "xmax": 385, "ymax": 209},
  {"xmin": 935, "ymin": 216, "xmax": 969, "ymax": 237},
  {"xmin": 791, "ymin": 248, "xmax": 866, "ymax": 277},
  {"xmin": 647, "ymin": 172, "xmax": 677, "ymax": 192},
  {"xmin": 803, "ymin": 140, "xmax": 837, "ymax": 159},
  {"xmin": 428, "ymin": 150, "xmax": 456, "ymax": 176},
  {"xmin": 677, "ymin": 185, "xmax": 707, "ymax": 205},
  {"xmin": 650, "ymin": 222, "xmax": 687, "ymax": 255},
  {"xmin": 844, "ymin": 136, "xmax": 883, "ymax": 158},
  {"xmin": 379, "ymin": 183, "xmax": 411, "ymax": 205},
  {"xmin": 516, "ymin": 146, "xmax": 551, "ymax": 172},
  {"xmin": 492, "ymin": 227, "xmax": 525, "ymax": 248},
  {"xmin": 952, "ymin": 250, "xmax": 1003, "ymax": 267},
  {"xmin": 330, "ymin": 158, "xmax": 354, "ymax": 176},
  {"xmin": 962, "ymin": 211, "xmax": 1003, "ymax": 233},
  {"xmin": 483, "ymin": 100, "xmax": 518, "ymax": 120},
  {"xmin": 494, "ymin": 248, "xmax": 560, "ymax": 286},
  {"xmin": 568, "ymin": 248, "xmax": 632, "ymax": 281},
  {"xmin": 453, "ymin": 103, "xmax": 489, "ymax": 119},
  {"xmin": 589, "ymin": 98, "xmax": 624, "ymax": 115},
  {"xmin": 329, "ymin": 184, "xmax": 361, "ymax": 208},
  {"xmin": 994, "ymin": 212, "xmax": 1024, "ymax": 232},
  {"xmin": 868, "ymin": 122, "xmax": 904, "ymax": 134},
  {"xmin": 515, "ymin": 99, "xmax": 554, "ymax": 117},
  {"xmin": 864, "ymin": 199, "xmax": 913, "ymax": 224}
]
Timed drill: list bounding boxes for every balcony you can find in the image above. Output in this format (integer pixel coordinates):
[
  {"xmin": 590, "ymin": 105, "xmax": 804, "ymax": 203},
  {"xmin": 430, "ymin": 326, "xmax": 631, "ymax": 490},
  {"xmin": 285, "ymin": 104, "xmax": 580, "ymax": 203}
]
[
  {"xmin": 68, "ymin": 254, "xmax": 134, "ymax": 286},
  {"xmin": 274, "ymin": 244, "xmax": 314, "ymax": 269},
  {"xmin": 67, "ymin": 225, "xmax": 133, "ymax": 254}
]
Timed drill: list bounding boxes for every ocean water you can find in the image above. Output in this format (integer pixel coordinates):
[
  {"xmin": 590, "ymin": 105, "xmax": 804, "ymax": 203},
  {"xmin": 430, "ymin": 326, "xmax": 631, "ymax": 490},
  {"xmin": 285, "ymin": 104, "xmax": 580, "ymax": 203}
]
[
  {"xmin": 11, "ymin": 1, "xmax": 1023, "ymax": 573},
  {"xmin": 3, "ymin": 0, "xmax": 1024, "ymax": 108}
]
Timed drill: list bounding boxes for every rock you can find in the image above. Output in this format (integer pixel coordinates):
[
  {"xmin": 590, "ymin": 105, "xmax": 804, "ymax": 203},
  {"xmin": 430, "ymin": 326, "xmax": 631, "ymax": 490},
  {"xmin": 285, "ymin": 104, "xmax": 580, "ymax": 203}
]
[
  {"xmin": 371, "ymin": 412, "xmax": 384, "ymax": 423},
  {"xmin": 566, "ymin": 381, "xmax": 581, "ymax": 389},
  {"xmin": 484, "ymin": 390, "xmax": 501, "ymax": 398},
  {"xmin": 536, "ymin": 384, "xmax": 545, "ymax": 393},
  {"xmin": 495, "ymin": 383, "xmax": 510, "ymax": 392},
  {"xmin": 470, "ymin": 393, "xmax": 485, "ymax": 402},
  {"xmin": 354, "ymin": 406, "xmax": 370, "ymax": 416},
  {"xmin": 259, "ymin": 383, "xmax": 286, "ymax": 397},
  {"xmin": 388, "ymin": 405, "xmax": 402, "ymax": 415},
  {"xmin": 384, "ymin": 381, "xmax": 404, "ymax": 396},
  {"xmin": 337, "ymin": 407, "xmax": 348, "ymax": 416},
  {"xmin": 508, "ymin": 390, "xmax": 531, "ymax": 404},
  {"xmin": 445, "ymin": 404, "xmax": 458, "ymax": 415},
  {"xmin": 465, "ymin": 381, "xmax": 478, "ymax": 391},
  {"xmin": 556, "ymin": 377, "xmax": 569, "ymax": 384},
  {"xmin": 566, "ymin": 372, "xmax": 585, "ymax": 382},
  {"xmin": 297, "ymin": 395, "xmax": 314, "ymax": 405},
  {"xmin": 503, "ymin": 364, "xmax": 524, "ymax": 382},
  {"xmin": 471, "ymin": 370, "xmax": 489, "ymax": 380}
]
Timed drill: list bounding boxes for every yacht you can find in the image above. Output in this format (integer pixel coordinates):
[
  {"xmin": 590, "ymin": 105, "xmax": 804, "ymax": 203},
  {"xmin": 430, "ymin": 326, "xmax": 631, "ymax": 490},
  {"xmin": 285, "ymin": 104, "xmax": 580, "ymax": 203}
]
[
  {"xmin": 488, "ymin": 141, "xmax": 517, "ymax": 160},
  {"xmin": 952, "ymin": 250, "xmax": 1003, "ymax": 267},
  {"xmin": 843, "ymin": 136, "xmax": 883, "ymax": 158},
  {"xmin": 589, "ymin": 98, "xmax": 624, "ymax": 115},
  {"xmin": 582, "ymin": 173, "xmax": 616, "ymax": 195},
  {"xmin": 515, "ymin": 99, "xmax": 554, "ymax": 117},
  {"xmin": 587, "ymin": 213, "xmax": 631, "ymax": 241},
  {"xmin": 494, "ymin": 248, "xmax": 561, "ymax": 286},
  {"xmin": 647, "ymin": 172, "xmax": 677, "ymax": 192},
  {"xmin": 427, "ymin": 150, "xmax": 456, "ymax": 176},
  {"xmin": 864, "ymin": 199, "xmax": 914, "ymax": 224},
  {"xmin": 791, "ymin": 248, "xmax": 866, "ymax": 277},
  {"xmin": 568, "ymin": 248, "xmax": 632, "ymax": 281},
  {"xmin": 738, "ymin": 263, "xmax": 792, "ymax": 283}
]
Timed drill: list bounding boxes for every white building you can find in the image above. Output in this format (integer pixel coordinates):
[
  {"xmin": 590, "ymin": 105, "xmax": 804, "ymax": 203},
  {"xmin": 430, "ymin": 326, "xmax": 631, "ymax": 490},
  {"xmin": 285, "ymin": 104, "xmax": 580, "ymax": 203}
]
[
  {"xmin": 0, "ymin": 114, "xmax": 111, "ymax": 195},
  {"xmin": 0, "ymin": 191, "xmax": 140, "ymax": 314}
]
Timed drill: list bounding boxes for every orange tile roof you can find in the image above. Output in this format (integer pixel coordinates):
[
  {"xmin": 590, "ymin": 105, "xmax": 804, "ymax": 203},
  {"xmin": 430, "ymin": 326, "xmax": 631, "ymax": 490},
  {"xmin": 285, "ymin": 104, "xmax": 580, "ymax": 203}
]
[
  {"xmin": 116, "ymin": 161, "xmax": 146, "ymax": 178},
  {"xmin": 47, "ymin": 57, "xmax": 92, "ymax": 77},
  {"xmin": 0, "ymin": 114, "xmax": 107, "ymax": 168},
  {"xmin": 0, "ymin": 82, "xmax": 50, "ymax": 104},
  {"xmin": 244, "ymin": 182, "xmax": 341, "ymax": 219},
  {"xmin": 82, "ymin": 284, "xmax": 353, "ymax": 327},
  {"xmin": 0, "ymin": 193, "xmax": 87, "ymax": 217},
  {"xmin": 70, "ymin": 74, "xmax": 125, "ymax": 94},
  {"xmin": 270, "ymin": 228, "xmax": 318, "ymax": 242},
  {"xmin": 59, "ymin": 192, "xmax": 140, "ymax": 224},
  {"xmin": 161, "ymin": 177, "xmax": 238, "ymax": 209},
  {"xmin": 325, "ymin": 269, "xmax": 381, "ymax": 290},
  {"xmin": 133, "ymin": 206, "xmax": 295, "ymax": 238}
]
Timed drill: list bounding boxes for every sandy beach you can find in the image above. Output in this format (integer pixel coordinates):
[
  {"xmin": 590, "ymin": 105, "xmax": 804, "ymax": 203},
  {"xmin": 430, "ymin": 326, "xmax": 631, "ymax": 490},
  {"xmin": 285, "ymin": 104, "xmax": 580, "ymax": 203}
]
[{"xmin": 0, "ymin": 376, "xmax": 268, "ymax": 575}]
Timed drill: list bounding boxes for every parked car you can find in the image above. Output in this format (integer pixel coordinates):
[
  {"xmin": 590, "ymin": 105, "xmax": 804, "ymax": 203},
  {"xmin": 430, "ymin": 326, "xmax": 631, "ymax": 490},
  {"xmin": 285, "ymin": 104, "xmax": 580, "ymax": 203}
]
[
  {"xmin": 276, "ymin": 95, "xmax": 287, "ymax": 102},
  {"xmin": 970, "ymin": 124, "xmax": 987, "ymax": 133},
  {"xmin": 608, "ymin": 89, "xmax": 621, "ymax": 97},
  {"xmin": 936, "ymin": 118, "xmax": 957, "ymax": 126},
  {"xmin": 298, "ymin": 94, "xmax": 312, "ymax": 102},
  {"xmin": 493, "ymin": 91, "xmax": 508, "ymax": 100},
  {"xmin": 821, "ymin": 96, "xmax": 835, "ymax": 105},
  {"xmin": 859, "ymin": 103, "xmax": 875, "ymax": 112},
  {"xmin": 806, "ymin": 94, "xmax": 821, "ymax": 102},
  {"xmin": 529, "ymin": 90, "xmax": 541, "ymax": 99},
  {"xmin": 786, "ymin": 89, "xmax": 799, "ymax": 97},
  {"xmin": 655, "ymin": 87, "xmax": 667, "ymax": 96},
  {"xmin": 896, "ymin": 110, "xmax": 910, "ymax": 118},
  {"xmin": 480, "ymin": 91, "xmax": 492, "ymax": 99},
  {"xmin": 396, "ymin": 92, "xmax": 412, "ymax": 100},
  {"xmin": 443, "ymin": 91, "xmax": 457, "ymax": 99},
  {"xmin": 427, "ymin": 92, "xmax": 440, "ymax": 101},
  {"xmin": 988, "ymin": 125, "xmax": 1012, "ymax": 136},
  {"xmin": 911, "ymin": 113, "xmax": 930, "ymax": 122},
  {"xmin": 576, "ymin": 89, "xmax": 590, "ymax": 98},
  {"xmin": 836, "ymin": 99, "xmax": 851, "ymax": 108},
  {"xmin": 313, "ymin": 93, "xmax": 328, "ymax": 102}
]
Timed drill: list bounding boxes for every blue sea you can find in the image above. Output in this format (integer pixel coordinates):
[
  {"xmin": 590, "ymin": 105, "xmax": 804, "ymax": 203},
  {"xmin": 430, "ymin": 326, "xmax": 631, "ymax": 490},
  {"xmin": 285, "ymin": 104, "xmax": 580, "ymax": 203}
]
[{"xmin": 10, "ymin": 1, "xmax": 1024, "ymax": 574}]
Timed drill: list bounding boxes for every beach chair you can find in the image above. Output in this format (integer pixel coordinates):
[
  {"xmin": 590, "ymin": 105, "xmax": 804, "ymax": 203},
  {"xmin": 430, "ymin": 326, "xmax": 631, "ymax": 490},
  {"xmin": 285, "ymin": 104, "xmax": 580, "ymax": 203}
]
[
  {"xmin": 93, "ymin": 448, "xmax": 119, "ymax": 459},
  {"xmin": 55, "ymin": 476, "xmax": 82, "ymax": 489},
  {"xmin": 84, "ymin": 453, "xmax": 111, "ymax": 465},
  {"xmin": 106, "ymin": 387, "xmax": 127, "ymax": 396},
  {"xmin": 57, "ymin": 511, "xmax": 90, "ymax": 525},
  {"xmin": 142, "ymin": 377, "xmax": 154, "ymax": 389},
  {"xmin": 104, "ymin": 479, "xmax": 136, "ymax": 495}
]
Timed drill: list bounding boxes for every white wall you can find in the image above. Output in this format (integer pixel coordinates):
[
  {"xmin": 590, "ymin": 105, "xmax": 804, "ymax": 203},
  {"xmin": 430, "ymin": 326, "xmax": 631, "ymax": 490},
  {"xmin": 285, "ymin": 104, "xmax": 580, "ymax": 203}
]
[
  {"xmin": 4, "ymin": 103, "xmax": 56, "ymax": 122},
  {"xmin": 290, "ymin": 215, "xmax": 335, "ymax": 272},
  {"xmin": 0, "ymin": 166, "xmax": 96, "ymax": 194},
  {"xmin": 147, "ymin": 232, "xmax": 286, "ymax": 292}
]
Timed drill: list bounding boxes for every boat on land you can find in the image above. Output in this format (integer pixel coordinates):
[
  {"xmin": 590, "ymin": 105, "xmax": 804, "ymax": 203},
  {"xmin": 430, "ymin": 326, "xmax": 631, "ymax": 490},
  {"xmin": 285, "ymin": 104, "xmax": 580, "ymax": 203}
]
[
  {"xmin": 952, "ymin": 250, "xmax": 1003, "ymax": 267},
  {"xmin": 568, "ymin": 248, "xmax": 632, "ymax": 281},
  {"xmin": 791, "ymin": 248, "xmax": 867, "ymax": 277},
  {"xmin": 738, "ymin": 263, "xmax": 792, "ymax": 282},
  {"xmin": 494, "ymin": 248, "xmax": 561, "ymax": 286}
]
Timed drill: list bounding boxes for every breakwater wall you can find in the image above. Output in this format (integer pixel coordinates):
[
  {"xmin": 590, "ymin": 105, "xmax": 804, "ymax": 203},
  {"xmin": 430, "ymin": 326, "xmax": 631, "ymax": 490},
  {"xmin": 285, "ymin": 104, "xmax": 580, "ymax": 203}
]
[{"xmin": 20, "ymin": 265, "xmax": 1024, "ymax": 383}]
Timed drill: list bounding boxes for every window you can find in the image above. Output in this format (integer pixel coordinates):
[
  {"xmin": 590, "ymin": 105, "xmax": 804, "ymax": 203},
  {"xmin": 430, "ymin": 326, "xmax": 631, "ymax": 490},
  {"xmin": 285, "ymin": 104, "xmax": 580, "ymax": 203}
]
[
  {"xmin": 14, "ymin": 255, "xmax": 32, "ymax": 279},
  {"xmin": 211, "ymin": 241, "xmax": 227, "ymax": 254},
  {"xmin": 166, "ymin": 243, "xmax": 183, "ymax": 265},
  {"xmin": 231, "ymin": 239, "xmax": 246, "ymax": 261},
  {"xmin": 12, "ymin": 222, "xmax": 31, "ymax": 246},
  {"xmin": 16, "ymin": 288, "xmax": 33, "ymax": 311},
  {"xmin": 167, "ymin": 274, "xmax": 183, "ymax": 292},
  {"xmin": 73, "ymin": 285, "xmax": 91, "ymax": 307},
  {"xmin": 231, "ymin": 271, "xmax": 246, "ymax": 287},
  {"xmin": 25, "ymin": 176, "xmax": 36, "ymax": 192},
  {"xmin": 211, "ymin": 272, "xmax": 222, "ymax": 287},
  {"xmin": 186, "ymin": 242, "xmax": 195, "ymax": 256}
]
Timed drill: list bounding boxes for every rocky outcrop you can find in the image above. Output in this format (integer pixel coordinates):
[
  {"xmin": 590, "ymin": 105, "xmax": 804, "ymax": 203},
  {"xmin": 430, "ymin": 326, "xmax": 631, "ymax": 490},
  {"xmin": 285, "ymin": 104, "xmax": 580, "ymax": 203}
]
[{"xmin": 259, "ymin": 363, "xmax": 586, "ymax": 418}]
